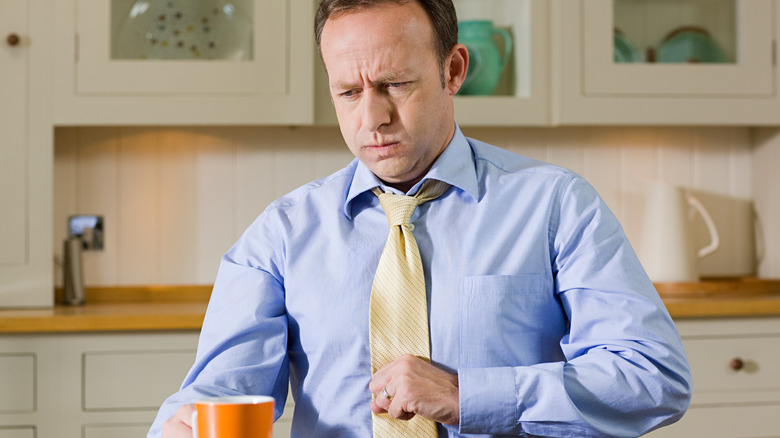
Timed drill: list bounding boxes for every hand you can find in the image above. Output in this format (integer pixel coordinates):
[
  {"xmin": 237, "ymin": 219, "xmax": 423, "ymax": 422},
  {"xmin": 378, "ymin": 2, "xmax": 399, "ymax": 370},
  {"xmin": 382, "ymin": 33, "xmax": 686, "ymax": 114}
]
[
  {"xmin": 161, "ymin": 404, "xmax": 195, "ymax": 438},
  {"xmin": 369, "ymin": 354, "xmax": 460, "ymax": 425}
]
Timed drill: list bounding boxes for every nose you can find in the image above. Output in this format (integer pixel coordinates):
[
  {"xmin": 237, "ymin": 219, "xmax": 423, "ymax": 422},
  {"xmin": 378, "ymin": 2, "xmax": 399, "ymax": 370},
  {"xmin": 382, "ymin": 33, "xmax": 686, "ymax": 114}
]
[{"xmin": 361, "ymin": 89, "xmax": 392, "ymax": 132}]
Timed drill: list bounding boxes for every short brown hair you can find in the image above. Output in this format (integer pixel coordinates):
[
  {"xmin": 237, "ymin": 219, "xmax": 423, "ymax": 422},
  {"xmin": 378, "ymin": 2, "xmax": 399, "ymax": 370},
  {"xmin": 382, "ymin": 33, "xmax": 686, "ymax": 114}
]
[{"xmin": 315, "ymin": 0, "xmax": 458, "ymax": 79}]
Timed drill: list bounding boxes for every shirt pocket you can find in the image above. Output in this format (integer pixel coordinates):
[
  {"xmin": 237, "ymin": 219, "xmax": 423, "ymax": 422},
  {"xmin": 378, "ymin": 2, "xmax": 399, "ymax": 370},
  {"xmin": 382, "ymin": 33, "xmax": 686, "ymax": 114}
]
[{"xmin": 459, "ymin": 275, "xmax": 567, "ymax": 368}]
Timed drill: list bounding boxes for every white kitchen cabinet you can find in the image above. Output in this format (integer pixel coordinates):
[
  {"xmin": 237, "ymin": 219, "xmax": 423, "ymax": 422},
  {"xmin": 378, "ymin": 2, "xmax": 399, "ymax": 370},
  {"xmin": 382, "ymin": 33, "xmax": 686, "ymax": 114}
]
[
  {"xmin": 557, "ymin": 0, "xmax": 780, "ymax": 125},
  {"xmin": 451, "ymin": 0, "xmax": 550, "ymax": 126},
  {"xmin": 54, "ymin": 0, "xmax": 314, "ymax": 125},
  {"xmin": 0, "ymin": 331, "xmax": 296, "ymax": 438},
  {"xmin": 0, "ymin": 336, "xmax": 59, "ymax": 438},
  {"xmin": 57, "ymin": 332, "xmax": 199, "ymax": 438},
  {"xmin": 0, "ymin": 0, "xmax": 54, "ymax": 307},
  {"xmin": 647, "ymin": 317, "xmax": 780, "ymax": 437}
]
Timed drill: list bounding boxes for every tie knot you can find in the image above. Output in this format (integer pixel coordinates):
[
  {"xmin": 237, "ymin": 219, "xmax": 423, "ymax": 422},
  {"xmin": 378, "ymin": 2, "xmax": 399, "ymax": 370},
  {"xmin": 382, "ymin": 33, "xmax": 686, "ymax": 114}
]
[
  {"xmin": 372, "ymin": 179, "xmax": 450, "ymax": 227},
  {"xmin": 377, "ymin": 193, "xmax": 421, "ymax": 226}
]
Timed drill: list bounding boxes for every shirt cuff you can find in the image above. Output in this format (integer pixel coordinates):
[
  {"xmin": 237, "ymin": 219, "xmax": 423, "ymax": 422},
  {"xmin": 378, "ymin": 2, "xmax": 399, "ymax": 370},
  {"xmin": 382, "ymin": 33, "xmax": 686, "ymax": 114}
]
[{"xmin": 458, "ymin": 367, "xmax": 518, "ymax": 434}]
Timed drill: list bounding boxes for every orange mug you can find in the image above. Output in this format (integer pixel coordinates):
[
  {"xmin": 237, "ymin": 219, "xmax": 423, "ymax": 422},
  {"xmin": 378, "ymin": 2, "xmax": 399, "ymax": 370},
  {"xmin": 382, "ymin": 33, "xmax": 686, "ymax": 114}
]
[{"xmin": 191, "ymin": 395, "xmax": 275, "ymax": 438}]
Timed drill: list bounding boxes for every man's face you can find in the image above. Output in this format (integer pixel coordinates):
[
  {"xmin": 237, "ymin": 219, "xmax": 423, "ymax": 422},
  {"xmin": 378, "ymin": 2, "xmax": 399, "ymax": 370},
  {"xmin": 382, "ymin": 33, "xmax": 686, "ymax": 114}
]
[{"xmin": 320, "ymin": 1, "xmax": 461, "ymax": 191}]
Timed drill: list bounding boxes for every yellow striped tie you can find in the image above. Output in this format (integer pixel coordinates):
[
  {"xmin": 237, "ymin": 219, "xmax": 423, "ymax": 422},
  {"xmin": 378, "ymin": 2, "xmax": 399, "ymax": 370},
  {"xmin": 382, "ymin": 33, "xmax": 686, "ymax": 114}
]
[{"xmin": 370, "ymin": 179, "xmax": 450, "ymax": 438}]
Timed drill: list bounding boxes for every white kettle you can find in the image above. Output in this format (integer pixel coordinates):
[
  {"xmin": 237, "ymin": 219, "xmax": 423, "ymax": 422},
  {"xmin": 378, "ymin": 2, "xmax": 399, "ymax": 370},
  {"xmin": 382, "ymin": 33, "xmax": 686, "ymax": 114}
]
[{"xmin": 639, "ymin": 181, "xmax": 720, "ymax": 283}]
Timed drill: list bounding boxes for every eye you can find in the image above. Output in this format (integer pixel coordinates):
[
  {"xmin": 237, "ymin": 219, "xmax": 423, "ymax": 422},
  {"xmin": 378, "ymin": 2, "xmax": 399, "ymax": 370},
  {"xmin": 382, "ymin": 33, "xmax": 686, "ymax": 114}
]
[
  {"xmin": 339, "ymin": 89, "xmax": 360, "ymax": 99},
  {"xmin": 387, "ymin": 82, "xmax": 406, "ymax": 89}
]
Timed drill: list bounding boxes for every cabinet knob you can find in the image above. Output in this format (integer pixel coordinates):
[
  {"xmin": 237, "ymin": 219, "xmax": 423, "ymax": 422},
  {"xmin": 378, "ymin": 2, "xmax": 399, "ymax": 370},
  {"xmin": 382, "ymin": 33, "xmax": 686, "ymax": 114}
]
[
  {"xmin": 729, "ymin": 358, "xmax": 744, "ymax": 371},
  {"xmin": 6, "ymin": 33, "xmax": 20, "ymax": 46}
]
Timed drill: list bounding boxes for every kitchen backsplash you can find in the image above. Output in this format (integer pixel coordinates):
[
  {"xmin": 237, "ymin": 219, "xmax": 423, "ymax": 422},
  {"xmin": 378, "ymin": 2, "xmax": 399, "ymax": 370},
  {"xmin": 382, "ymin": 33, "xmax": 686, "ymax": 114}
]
[{"xmin": 54, "ymin": 125, "xmax": 771, "ymax": 287}]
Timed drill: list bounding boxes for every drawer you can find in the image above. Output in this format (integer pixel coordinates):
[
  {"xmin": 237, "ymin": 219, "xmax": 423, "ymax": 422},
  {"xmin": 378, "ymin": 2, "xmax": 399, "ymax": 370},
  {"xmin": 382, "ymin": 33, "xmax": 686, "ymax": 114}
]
[
  {"xmin": 646, "ymin": 404, "xmax": 780, "ymax": 437},
  {"xmin": 0, "ymin": 428, "xmax": 35, "ymax": 438},
  {"xmin": 83, "ymin": 424, "xmax": 153, "ymax": 438},
  {"xmin": 83, "ymin": 350, "xmax": 195, "ymax": 411},
  {"xmin": 0, "ymin": 354, "xmax": 35, "ymax": 414},
  {"xmin": 683, "ymin": 335, "xmax": 780, "ymax": 395}
]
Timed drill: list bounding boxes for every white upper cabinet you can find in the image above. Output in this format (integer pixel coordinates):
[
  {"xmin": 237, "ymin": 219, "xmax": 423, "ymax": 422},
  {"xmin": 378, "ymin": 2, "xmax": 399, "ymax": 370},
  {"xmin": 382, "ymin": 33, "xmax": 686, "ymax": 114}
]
[
  {"xmin": 1, "ymin": 1, "xmax": 28, "ymax": 268},
  {"xmin": 50, "ymin": 0, "xmax": 780, "ymax": 127},
  {"xmin": 558, "ymin": 0, "xmax": 780, "ymax": 125},
  {"xmin": 0, "ymin": 0, "xmax": 53, "ymax": 308},
  {"xmin": 452, "ymin": 0, "xmax": 550, "ymax": 126},
  {"xmin": 54, "ymin": 0, "xmax": 314, "ymax": 125}
]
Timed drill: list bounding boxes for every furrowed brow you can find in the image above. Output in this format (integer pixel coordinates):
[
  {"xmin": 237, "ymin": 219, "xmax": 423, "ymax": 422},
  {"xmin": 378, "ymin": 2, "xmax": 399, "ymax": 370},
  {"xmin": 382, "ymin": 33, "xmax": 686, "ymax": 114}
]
[{"xmin": 331, "ymin": 71, "xmax": 407, "ymax": 91}]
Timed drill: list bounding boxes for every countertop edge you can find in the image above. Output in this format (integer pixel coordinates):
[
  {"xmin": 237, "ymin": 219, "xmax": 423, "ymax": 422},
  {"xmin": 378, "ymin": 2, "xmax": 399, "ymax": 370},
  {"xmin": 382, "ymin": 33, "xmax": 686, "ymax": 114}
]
[{"xmin": 2, "ymin": 282, "xmax": 780, "ymax": 333}]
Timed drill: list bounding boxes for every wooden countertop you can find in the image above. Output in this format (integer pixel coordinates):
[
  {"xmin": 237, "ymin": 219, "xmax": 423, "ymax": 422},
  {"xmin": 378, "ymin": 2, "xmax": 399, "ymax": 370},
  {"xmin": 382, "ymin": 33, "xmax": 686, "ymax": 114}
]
[
  {"xmin": 1, "ymin": 280, "xmax": 779, "ymax": 333},
  {"xmin": 657, "ymin": 278, "xmax": 780, "ymax": 318},
  {"xmin": 0, "ymin": 286, "xmax": 211, "ymax": 334}
]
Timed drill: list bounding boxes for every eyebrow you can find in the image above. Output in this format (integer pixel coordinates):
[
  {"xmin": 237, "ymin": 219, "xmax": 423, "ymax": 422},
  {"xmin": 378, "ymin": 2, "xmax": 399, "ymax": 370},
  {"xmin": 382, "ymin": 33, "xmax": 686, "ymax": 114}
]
[{"xmin": 331, "ymin": 71, "xmax": 407, "ymax": 91}]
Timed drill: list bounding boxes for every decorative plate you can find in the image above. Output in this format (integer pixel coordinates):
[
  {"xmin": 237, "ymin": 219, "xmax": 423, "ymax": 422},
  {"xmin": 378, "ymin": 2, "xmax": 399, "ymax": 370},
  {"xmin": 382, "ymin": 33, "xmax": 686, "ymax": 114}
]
[
  {"xmin": 111, "ymin": 0, "xmax": 253, "ymax": 60},
  {"xmin": 614, "ymin": 29, "xmax": 642, "ymax": 63},
  {"xmin": 657, "ymin": 26, "xmax": 729, "ymax": 64}
]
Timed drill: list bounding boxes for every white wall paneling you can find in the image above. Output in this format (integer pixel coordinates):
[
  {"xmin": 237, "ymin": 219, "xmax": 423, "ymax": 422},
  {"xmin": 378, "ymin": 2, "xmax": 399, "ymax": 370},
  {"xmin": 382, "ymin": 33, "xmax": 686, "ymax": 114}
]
[
  {"xmin": 752, "ymin": 128, "xmax": 780, "ymax": 277},
  {"xmin": 54, "ymin": 126, "xmax": 759, "ymax": 287}
]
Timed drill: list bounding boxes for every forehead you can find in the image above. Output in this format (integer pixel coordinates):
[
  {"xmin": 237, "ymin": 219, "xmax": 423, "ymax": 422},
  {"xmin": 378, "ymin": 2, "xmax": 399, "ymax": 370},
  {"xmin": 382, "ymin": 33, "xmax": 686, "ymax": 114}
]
[{"xmin": 320, "ymin": 2, "xmax": 437, "ymax": 78}]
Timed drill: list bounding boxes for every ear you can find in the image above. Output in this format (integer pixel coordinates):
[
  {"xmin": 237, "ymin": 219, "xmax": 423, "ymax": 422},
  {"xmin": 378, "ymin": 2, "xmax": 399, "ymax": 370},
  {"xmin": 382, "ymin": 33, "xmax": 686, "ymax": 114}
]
[{"xmin": 444, "ymin": 43, "xmax": 469, "ymax": 95}]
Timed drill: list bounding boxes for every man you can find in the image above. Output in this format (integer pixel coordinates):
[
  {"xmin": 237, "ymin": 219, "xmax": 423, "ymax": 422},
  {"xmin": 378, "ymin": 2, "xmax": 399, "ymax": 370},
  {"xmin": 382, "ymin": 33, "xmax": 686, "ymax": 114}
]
[{"xmin": 150, "ymin": 0, "xmax": 692, "ymax": 436}]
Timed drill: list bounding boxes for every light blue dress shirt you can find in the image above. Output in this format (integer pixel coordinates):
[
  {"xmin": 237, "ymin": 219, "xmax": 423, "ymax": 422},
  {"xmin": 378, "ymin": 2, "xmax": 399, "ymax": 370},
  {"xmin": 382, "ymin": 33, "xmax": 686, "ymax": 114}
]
[{"xmin": 149, "ymin": 126, "xmax": 691, "ymax": 438}]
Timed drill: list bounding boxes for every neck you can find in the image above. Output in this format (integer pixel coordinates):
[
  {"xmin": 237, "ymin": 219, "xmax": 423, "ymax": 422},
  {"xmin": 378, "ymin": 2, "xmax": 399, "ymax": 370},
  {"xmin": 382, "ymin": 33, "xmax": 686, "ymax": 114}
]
[{"xmin": 383, "ymin": 122, "xmax": 456, "ymax": 193}]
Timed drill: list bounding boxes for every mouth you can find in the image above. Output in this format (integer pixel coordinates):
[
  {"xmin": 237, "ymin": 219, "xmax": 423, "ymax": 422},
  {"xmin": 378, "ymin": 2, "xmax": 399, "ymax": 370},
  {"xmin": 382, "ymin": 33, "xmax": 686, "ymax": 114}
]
[{"xmin": 364, "ymin": 142, "xmax": 400, "ymax": 152}]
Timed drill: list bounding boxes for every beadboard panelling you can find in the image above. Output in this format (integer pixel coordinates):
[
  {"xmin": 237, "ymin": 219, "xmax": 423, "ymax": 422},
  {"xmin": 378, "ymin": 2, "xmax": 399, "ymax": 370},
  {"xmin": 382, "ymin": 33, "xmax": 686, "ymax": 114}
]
[
  {"xmin": 752, "ymin": 128, "xmax": 780, "ymax": 277},
  {"xmin": 117, "ymin": 128, "xmax": 159, "ymax": 285},
  {"xmin": 54, "ymin": 126, "xmax": 756, "ymax": 287},
  {"xmin": 158, "ymin": 129, "xmax": 198, "ymax": 284}
]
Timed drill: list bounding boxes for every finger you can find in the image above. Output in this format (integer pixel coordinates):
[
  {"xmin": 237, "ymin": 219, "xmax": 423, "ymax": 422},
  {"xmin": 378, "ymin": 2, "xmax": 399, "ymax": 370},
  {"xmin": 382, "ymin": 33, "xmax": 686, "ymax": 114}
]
[
  {"xmin": 179, "ymin": 404, "xmax": 196, "ymax": 427},
  {"xmin": 370, "ymin": 398, "xmax": 386, "ymax": 414},
  {"xmin": 161, "ymin": 420, "xmax": 192, "ymax": 438},
  {"xmin": 373, "ymin": 387, "xmax": 393, "ymax": 411},
  {"xmin": 368, "ymin": 370, "xmax": 391, "ymax": 396},
  {"xmin": 161, "ymin": 405, "xmax": 195, "ymax": 438},
  {"xmin": 386, "ymin": 399, "xmax": 415, "ymax": 421}
]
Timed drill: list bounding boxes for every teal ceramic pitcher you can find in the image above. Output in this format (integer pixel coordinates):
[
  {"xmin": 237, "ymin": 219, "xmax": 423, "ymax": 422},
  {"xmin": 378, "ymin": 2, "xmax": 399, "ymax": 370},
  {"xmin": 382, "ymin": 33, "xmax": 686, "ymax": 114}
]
[{"xmin": 457, "ymin": 20, "xmax": 512, "ymax": 95}]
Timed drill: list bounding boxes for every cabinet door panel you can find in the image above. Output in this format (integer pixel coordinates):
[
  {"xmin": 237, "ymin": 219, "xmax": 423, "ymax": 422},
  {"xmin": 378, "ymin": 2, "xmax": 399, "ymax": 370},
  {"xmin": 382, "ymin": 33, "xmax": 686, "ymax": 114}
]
[
  {"xmin": 56, "ymin": 0, "xmax": 313, "ymax": 125},
  {"xmin": 76, "ymin": 0, "xmax": 285, "ymax": 95},
  {"xmin": 683, "ymin": 335, "xmax": 780, "ymax": 395},
  {"xmin": 83, "ymin": 350, "xmax": 195, "ymax": 411},
  {"xmin": 83, "ymin": 424, "xmax": 151, "ymax": 438},
  {"xmin": 646, "ymin": 405, "xmax": 780, "ymax": 438},
  {"xmin": 0, "ymin": 0, "xmax": 54, "ymax": 308},
  {"xmin": 558, "ymin": 0, "xmax": 780, "ymax": 125},
  {"xmin": 0, "ymin": 428, "xmax": 35, "ymax": 438},
  {"xmin": 582, "ymin": 0, "xmax": 774, "ymax": 97},
  {"xmin": 0, "ymin": 354, "xmax": 35, "ymax": 413},
  {"xmin": 0, "ymin": 1, "xmax": 28, "ymax": 266}
]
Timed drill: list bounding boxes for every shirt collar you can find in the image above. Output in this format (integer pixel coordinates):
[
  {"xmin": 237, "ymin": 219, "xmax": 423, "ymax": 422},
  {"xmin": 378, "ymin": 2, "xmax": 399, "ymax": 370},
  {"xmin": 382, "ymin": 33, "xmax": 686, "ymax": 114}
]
[{"xmin": 343, "ymin": 124, "xmax": 479, "ymax": 219}]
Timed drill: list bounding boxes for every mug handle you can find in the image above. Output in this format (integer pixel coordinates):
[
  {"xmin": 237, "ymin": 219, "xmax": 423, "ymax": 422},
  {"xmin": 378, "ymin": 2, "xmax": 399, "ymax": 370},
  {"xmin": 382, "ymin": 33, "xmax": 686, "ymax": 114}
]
[
  {"xmin": 492, "ymin": 27, "xmax": 513, "ymax": 73},
  {"xmin": 191, "ymin": 410, "xmax": 198, "ymax": 438},
  {"xmin": 688, "ymin": 195, "xmax": 720, "ymax": 258}
]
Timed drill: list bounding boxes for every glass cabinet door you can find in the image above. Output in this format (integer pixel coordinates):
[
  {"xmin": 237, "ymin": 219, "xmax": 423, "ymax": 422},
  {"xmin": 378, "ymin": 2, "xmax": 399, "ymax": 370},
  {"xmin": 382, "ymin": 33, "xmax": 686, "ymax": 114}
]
[
  {"xmin": 582, "ymin": 0, "xmax": 774, "ymax": 97},
  {"xmin": 109, "ymin": 0, "xmax": 254, "ymax": 61},
  {"xmin": 76, "ymin": 0, "xmax": 285, "ymax": 95},
  {"xmin": 56, "ymin": 0, "xmax": 313, "ymax": 125},
  {"xmin": 451, "ymin": 0, "xmax": 549, "ymax": 126}
]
